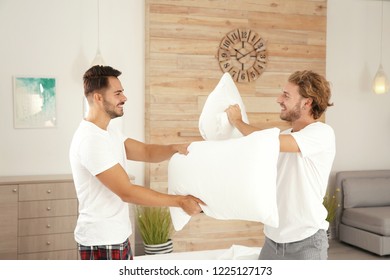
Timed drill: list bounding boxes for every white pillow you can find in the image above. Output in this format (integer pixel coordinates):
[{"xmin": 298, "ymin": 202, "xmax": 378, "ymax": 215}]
[
  {"xmin": 168, "ymin": 128, "xmax": 280, "ymax": 231},
  {"xmin": 199, "ymin": 73, "xmax": 249, "ymax": 140}
]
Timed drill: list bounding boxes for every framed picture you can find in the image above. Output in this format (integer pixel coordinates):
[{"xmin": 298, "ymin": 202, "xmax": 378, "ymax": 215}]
[{"xmin": 13, "ymin": 76, "xmax": 57, "ymax": 128}]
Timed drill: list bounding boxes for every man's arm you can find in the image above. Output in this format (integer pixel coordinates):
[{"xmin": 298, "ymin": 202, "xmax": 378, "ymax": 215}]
[
  {"xmin": 225, "ymin": 104, "xmax": 300, "ymax": 153},
  {"xmin": 96, "ymin": 163, "xmax": 203, "ymax": 215},
  {"xmin": 124, "ymin": 138, "xmax": 189, "ymax": 162},
  {"xmin": 279, "ymin": 134, "xmax": 300, "ymax": 152}
]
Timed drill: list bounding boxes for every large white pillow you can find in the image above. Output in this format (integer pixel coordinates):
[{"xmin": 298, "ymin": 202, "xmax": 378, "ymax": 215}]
[
  {"xmin": 168, "ymin": 128, "xmax": 280, "ymax": 231},
  {"xmin": 198, "ymin": 73, "xmax": 249, "ymax": 140}
]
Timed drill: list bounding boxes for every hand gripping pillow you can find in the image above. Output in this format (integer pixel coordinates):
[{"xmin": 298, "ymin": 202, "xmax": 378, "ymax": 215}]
[
  {"xmin": 168, "ymin": 128, "xmax": 280, "ymax": 231},
  {"xmin": 199, "ymin": 73, "xmax": 249, "ymax": 140}
]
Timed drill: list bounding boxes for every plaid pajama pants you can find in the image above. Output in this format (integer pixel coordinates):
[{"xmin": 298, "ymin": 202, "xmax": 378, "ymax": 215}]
[{"xmin": 78, "ymin": 238, "xmax": 133, "ymax": 260}]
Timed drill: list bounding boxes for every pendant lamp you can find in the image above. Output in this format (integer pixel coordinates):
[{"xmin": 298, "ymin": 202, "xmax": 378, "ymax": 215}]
[
  {"xmin": 91, "ymin": 0, "xmax": 105, "ymax": 66},
  {"xmin": 373, "ymin": 0, "xmax": 389, "ymax": 94}
]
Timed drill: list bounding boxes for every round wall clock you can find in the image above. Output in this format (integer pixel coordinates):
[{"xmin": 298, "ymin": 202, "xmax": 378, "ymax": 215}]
[{"xmin": 217, "ymin": 28, "xmax": 267, "ymax": 83}]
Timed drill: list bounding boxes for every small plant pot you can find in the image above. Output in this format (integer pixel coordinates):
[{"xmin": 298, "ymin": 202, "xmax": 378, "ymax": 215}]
[
  {"xmin": 144, "ymin": 239, "xmax": 173, "ymax": 255},
  {"xmin": 327, "ymin": 226, "xmax": 336, "ymax": 240}
]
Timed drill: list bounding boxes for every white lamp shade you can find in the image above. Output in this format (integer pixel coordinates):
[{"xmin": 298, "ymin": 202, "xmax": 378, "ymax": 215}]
[
  {"xmin": 373, "ymin": 64, "xmax": 390, "ymax": 94},
  {"xmin": 91, "ymin": 48, "xmax": 105, "ymax": 67}
]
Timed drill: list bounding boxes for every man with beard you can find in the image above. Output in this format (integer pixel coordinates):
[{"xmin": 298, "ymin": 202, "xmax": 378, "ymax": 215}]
[
  {"xmin": 69, "ymin": 65, "xmax": 203, "ymax": 260},
  {"xmin": 225, "ymin": 70, "xmax": 335, "ymax": 260}
]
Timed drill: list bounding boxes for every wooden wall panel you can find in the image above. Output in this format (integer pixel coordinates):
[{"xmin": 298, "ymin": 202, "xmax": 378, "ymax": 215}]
[{"xmin": 145, "ymin": 0, "xmax": 327, "ymax": 253}]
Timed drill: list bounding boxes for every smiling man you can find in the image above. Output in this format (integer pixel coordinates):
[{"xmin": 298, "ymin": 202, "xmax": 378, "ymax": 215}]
[
  {"xmin": 69, "ymin": 65, "xmax": 203, "ymax": 260},
  {"xmin": 225, "ymin": 70, "xmax": 336, "ymax": 260}
]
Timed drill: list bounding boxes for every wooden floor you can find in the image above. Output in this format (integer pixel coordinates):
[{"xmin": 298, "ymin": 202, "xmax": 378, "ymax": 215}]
[{"xmin": 328, "ymin": 239, "xmax": 390, "ymax": 260}]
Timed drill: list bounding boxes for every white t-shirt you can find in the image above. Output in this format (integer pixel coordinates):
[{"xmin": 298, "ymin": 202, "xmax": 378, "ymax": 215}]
[
  {"xmin": 69, "ymin": 120, "xmax": 131, "ymax": 246},
  {"xmin": 264, "ymin": 122, "xmax": 336, "ymax": 243}
]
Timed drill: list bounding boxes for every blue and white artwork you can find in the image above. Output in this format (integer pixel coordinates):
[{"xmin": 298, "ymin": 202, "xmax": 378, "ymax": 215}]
[{"xmin": 13, "ymin": 77, "xmax": 56, "ymax": 128}]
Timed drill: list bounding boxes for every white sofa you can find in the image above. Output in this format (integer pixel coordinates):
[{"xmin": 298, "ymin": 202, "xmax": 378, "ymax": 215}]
[{"xmin": 336, "ymin": 170, "xmax": 390, "ymax": 256}]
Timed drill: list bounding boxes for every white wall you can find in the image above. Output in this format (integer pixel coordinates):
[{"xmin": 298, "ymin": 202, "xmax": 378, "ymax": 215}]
[
  {"xmin": 1, "ymin": 0, "xmax": 390, "ymax": 186},
  {"xmin": 0, "ymin": 0, "xmax": 146, "ymax": 185},
  {"xmin": 326, "ymin": 0, "xmax": 390, "ymax": 184}
]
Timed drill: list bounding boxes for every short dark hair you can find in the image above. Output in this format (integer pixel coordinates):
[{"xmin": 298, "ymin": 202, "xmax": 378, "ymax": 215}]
[
  {"xmin": 83, "ymin": 65, "xmax": 121, "ymax": 97},
  {"xmin": 288, "ymin": 70, "xmax": 333, "ymax": 119}
]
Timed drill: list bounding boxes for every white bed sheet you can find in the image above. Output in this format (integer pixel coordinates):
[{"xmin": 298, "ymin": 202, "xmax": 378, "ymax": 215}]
[{"xmin": 135, "ymin": 245, "xmax": 261, "ymax": 260}]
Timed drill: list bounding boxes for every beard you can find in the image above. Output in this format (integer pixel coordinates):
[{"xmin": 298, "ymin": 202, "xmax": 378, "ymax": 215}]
[
  {"xmin": 103, "ymin": 99, "xmax": 124, "ymax": 119},
  {"xmin": 280, "ymin": 102, "xmax": 302, "ymax": 122}
]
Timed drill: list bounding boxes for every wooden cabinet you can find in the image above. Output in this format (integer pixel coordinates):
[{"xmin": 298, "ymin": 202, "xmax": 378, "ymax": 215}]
[
  {"xmin": 0, "ymin": 185, "xmax": 18, "ymax": 259},
  {"xmin": 0, "ymin": 175, "xmax": 136, "ymax": 260},
  {"xmin": 17, "ymin": 180, "xmax": 78, "ymax": 259},
  {"xmin": 0, "ymin": 175, "xmax": 78, "ymax": 260}
]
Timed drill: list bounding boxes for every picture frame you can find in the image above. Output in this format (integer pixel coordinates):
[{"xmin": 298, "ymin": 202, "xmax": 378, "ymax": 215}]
[{"xmin": 13, "ymin": 76, "xmax": 57, "ymax": 128}]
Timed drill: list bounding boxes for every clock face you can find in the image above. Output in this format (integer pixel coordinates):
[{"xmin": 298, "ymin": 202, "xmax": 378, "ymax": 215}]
[{"xmin": 218, "ymin": 28, "xmax": 267, "ymax": 83}]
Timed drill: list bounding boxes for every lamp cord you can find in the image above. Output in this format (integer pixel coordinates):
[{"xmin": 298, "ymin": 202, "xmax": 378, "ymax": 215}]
[
  {"xmin": 379, "ymin": 0, "xmax": 383, "ymax": 62},
  {"xmin": 97, "ymin": 0, "xmax": 100, "ymax": 50}
]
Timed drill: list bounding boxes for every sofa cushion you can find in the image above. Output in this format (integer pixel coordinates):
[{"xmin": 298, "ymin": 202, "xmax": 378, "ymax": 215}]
[
  {"xmin": 341, "ymin": 207, "xmax": 390, "ymax": 236},
  {"xmin": 342, "ymin": 177, "xmax": 390, "ymax": 208}
]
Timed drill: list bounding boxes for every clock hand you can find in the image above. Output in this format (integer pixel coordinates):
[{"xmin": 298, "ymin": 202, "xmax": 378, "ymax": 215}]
[
  {"xmin": 238, "ymin": 49, "xmax": 257, "ymax": 60},
  {"xmin": 234, "ymin": 48, "xmax": 246, "ymax": 57}
]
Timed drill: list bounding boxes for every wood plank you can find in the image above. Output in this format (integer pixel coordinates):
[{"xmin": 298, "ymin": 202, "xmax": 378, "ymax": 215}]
[
  {"xmin": 150, "ymin": 10, "xmax": 249, "ymax": 28},
  {"xmin": 267, "ymin": 43, "xmax": 326, "ymax": 59},
  {"xmin": 149, "ymin": 113, "xmax": 200, "ymax": 121},
  {"xmin": 150, "ymin": 21, "xmax": 326, "ymax": 46},
  {"xmin": 150, "ymin": 37, "xmax": 218, "ymax": 55},
  {"xmin": 197, "ymin": 96, "xmax": 281, "ymax": 113},
  {"xmin": 150, "ymin": 0, "xmax": 326, "ymax": 16},
  {"xmin": 250, "ymin": 11, "xmax": 327, "ymax": 32},
  {"xmin": 149, "ymin": 120, "xmax": 199, "ymax": 129},
  {"xmin": 149, "ymin": 76, "xmax": 218, "ymax": 95},
  {"xmin": 148, "ymin": 54, "xmax": 325, "ymax": 84},
  {"xmin": 149, "ymin": 134, "xmax": 202, "ymax": 144},
  {"xmin": 149, "ymin": 67, "xmax": 220, "ymax": 80},
  {"xmin": 150, "ymin": 38, "xmax": 325, "ymax": 60},
  {"xmin": 265, "ymin": 57, "xmax": 326, "ymax": 74}
]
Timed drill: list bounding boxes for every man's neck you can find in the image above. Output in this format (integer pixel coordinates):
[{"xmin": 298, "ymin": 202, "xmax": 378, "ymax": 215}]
[
  {"xmin": 291, "ymin": 118, "xmax": 316, "ymax": 132},
  {"xmin": 85, "ymin": 110, "xmax": 110, "ymax": 130}
]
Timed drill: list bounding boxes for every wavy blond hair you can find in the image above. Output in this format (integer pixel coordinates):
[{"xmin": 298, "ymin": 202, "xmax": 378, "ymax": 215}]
[{"xmin": 288, "ymin": 70, "xmax": 333, "ymax": 119}]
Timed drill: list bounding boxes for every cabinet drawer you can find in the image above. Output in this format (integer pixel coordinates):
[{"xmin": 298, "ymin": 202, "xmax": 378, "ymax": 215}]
[
  {"xmin": 0, "ymin": 185, "xmax": 18, "ymax": 203},
  {"xmin": 18, "ymin": 233, "xmax": 76, "ymax": 254},
  {"xmin": 18, "ymin": 249, "xmax": 78, "ymax": 260},
  {"xmin": 19, "ymin": 216, "xmax": 77, "ymax": 236},
  {"xmin": 19, "ymin": 182, "xmax": 76, "ymax": 201},
  {"xmin": 19, "ymin": 199, "xmax": 78, "ymax": 219}
]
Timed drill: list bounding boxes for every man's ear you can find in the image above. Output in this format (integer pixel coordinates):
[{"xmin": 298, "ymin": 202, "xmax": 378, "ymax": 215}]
[
  {"xmin": 305, "ymin": 97, "xmax": 313, "ymax": 107},
  {"xmin": 92, "ymin": 92, "xmax": 103, "ymax": 103}
]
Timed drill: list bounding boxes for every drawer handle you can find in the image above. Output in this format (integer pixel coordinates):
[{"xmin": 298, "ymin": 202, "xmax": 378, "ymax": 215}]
[
  {"xmin": 13, "ymin": 188, "xmax": 17, "ymax": 193},
  {"xmin": 46, "ymin": 241, "xmax": 51, "ymax": 246},
  {"xmin": 47, "ymin": 189, "xmax": 52, "ymax": 194},
  {"xmin": 46, "ymin": 207, "xmax": 51, "ymax": 211},
  {"xmin": 46, "ymin": 224, "xmax": 51, "ymax": 228}
]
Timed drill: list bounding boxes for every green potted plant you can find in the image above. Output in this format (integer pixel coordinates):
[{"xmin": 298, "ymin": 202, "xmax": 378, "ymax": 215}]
[
  {"xmin": 323, "ymin": 187, "xmax": 340, "ymax": 239},
  {"xmin": 136, "ymin": 206, "xmax": 173, "ymax": 255},
  {"xmin": 323, "ymin": 188, "xmax": 340, "ymax": 223}
]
